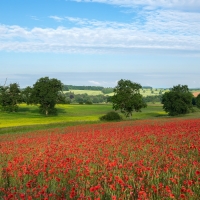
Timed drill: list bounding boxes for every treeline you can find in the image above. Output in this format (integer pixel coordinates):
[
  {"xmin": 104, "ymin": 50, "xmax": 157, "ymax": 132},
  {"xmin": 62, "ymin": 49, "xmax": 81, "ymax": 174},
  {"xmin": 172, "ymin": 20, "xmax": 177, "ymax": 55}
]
[
  {"xmin": 63, "ymin": 85, "xmax": 104, "ymax": 91},
  {"xmin": 65, "ymin": 92, "xmax": 110, "ymax": 104},
  {"xmin": 63, "ymin": 85, "xmax": 153, "ymax": 94},
  {"xmin": 65, "ymin": 92, "xmax": 163, "ymax": 104},
  {"xmin": 189, "ymin": 88, "xmax": 200, "ymax": 91},
  {"xmin": 63, "ymin": 85, "xmax": 114, "ymax": 94},
  {"xmin": 143, "ymin": 95, "xmax": 162, "ymax": 103},
  {"xmin": 64, "ymin": 85, "xmax": 153, "ymax": 91},
  {"xmin": 142, "ymin": 86, "xmax": 153, "ymax": 89}
]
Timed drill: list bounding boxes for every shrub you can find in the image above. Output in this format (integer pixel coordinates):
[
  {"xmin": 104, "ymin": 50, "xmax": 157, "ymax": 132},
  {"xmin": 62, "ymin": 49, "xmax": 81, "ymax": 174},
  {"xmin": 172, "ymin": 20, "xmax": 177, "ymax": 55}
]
[
  {"xmin": 100, "ymin": 111, "xmax": 122, "ymax": 121},
  {"xmin": 85, "ymin": 100, "xmax": 93, "ymax": 105}
]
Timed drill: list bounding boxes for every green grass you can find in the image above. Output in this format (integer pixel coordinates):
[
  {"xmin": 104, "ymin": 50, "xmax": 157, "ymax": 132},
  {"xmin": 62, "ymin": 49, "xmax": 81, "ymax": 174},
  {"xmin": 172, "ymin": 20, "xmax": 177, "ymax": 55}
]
[
  {"xmin": 1, "ymin": 103, "xmax": 200, "ymax": 134},
  {"xmin": 0, "ymin": 104, "xmax": 113, "ymax": 128}
]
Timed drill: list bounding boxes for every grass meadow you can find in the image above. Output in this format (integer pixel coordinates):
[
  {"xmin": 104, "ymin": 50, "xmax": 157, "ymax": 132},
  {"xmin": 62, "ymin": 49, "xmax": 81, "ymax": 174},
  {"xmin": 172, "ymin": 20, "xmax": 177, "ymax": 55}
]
[
  {"xmin": 0, "ymin": 103, "xmax": 166, "ymax": 131},
  {"xmin": 1, "ymin": 102, "xmax": 200, "ymax": 134}
]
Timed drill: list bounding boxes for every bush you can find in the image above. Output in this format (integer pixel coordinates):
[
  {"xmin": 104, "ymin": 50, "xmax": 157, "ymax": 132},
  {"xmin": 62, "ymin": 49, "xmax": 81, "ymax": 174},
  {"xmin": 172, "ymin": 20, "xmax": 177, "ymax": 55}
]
[
  {"xmin": 99, "ymin": 111, "xmax": 122, "ymax": 121},
  {"xmin": 85, "ymin": 100, "xmax": 93, "ymax": 105}
]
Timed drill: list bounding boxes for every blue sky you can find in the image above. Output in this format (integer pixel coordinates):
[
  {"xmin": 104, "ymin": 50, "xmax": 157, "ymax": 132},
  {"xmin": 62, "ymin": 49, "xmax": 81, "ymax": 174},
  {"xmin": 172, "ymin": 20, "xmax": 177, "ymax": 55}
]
[{"xmin": 0, "ymin": 0, "xmax": 200, "ymax": 88}]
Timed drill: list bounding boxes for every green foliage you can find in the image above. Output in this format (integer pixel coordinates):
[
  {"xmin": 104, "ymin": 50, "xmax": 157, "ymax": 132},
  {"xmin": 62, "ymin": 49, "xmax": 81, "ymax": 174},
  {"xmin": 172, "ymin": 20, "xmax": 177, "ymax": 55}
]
[
  {"xmin": 67, "ymin": 93, "xmax": 108, "ymax": 104},
  {"xmin": 64, "ymin": 85, "xmax": 104, "ymax": 91},
  {"xmin": 112, "ymin": 79, "xmax": 147, "ymax": 117},
  {"xmin": 161, "ymin": 84, "xmax": 193, "ymax": 116},
  {"xmin": 57, "ymin": 93, "xmax": 70, "ymax": 104},
  {"xmin": 192, "ymin": 97, "xmax": 196, "ymax": 106},
  {"xmin": 99, "ymin": 111, "xmax": 122, "ymax": 121},
  {"xmin": 21, "ymin": 86, "xmax": 33, "ymax": 105},
  {"xmin": 85, "ymin": 100, "xmax": 93, "ymax": 105},
  {"xmin": 196, "ymin": 94, "xmax": 200, "ymax": 109},
  {"xmin": 143, "ymin": 95, "xmax": 162, "ymax": 103},
  {"xmin": 31, "ymin": 77, "xmax": 63, "ymax": 116},
  {"xmin": 102, "ymin": 88, "xmax": 113, "ymax": 94},
  {"xmin": 0, "ymin": 83, "xmax": 21, "ymax": 112},
  {"xmin": 142, "ymin": 86, "xmax": 152, "ymax": 89}
]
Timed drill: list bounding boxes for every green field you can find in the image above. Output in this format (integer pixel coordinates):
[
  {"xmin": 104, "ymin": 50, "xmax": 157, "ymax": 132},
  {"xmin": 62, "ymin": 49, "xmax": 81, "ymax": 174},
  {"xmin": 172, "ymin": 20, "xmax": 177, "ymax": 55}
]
[
  {"xmin": 65, "ymin": 88, "xmax": 172, "ymax": 97},
  {"xmin": 65, "ymin": 90, "xmax": 106, "ymax": 96},
  {"xmin": 1, "ymin": 102, "xmax": 200, "ymax": 134},
  {"xmin": 0, "ymin": 103, "xmax": 165, "ymax": 130}
]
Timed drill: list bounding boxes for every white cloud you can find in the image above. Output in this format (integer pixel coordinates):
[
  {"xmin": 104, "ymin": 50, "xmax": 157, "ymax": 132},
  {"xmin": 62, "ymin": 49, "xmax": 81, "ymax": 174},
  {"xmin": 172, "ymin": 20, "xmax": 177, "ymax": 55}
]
[
  {"xmin": 88, "ymin": 80, "xmax": 101, "ymax": 85},
  {"xmin": 49, "ymin": 16, "xmax": 64, "ymax": 22},
  {"xmin": 72, "ymin": 0, "xmax": 200, "ymax": 11},
  {"xmin": 1, "ymin": 9, "xmax": 200, "ymax": 54}
]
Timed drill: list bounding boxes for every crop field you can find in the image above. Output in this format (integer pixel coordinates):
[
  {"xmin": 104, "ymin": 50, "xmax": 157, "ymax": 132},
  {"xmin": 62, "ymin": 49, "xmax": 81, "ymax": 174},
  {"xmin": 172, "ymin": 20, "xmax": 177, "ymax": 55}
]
[
  {"xmin": 0, "ymin": 103, "xmax": 168, "ymax": 129},
  {"xmin": 0, "ymin": 119, "xmax": 200, "ymax": 199},
  {"xmin": 66, "ymin": 89, "xmax": 200, "ymax": 98},
  {"xmin": 192, "ymin": 91, "xmax": 200, "ymax": 97},
  {"xmin": 65, "ymin": 90, "xmax": 107, "ymax": 96},
  {"xmin": 0, "ymin": 104, "xmax": 113, "ymax": 129},
  {"xmin": 64, "ymin": 89, "xmax": 171, "ymax": 97}
]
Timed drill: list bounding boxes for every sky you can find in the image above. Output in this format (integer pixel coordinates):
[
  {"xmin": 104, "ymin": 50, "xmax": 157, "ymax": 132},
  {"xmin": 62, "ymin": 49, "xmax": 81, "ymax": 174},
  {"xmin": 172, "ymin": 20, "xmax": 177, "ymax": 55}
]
[{"xmin": 0, "ymin": 0, "xmax": 200, "ymax": 88}]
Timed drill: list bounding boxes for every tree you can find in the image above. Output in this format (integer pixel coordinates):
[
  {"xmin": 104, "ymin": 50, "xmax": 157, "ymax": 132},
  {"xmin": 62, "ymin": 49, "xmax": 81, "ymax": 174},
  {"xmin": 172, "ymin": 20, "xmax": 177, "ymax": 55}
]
[
  {"xmin": 196, "ymin": 94, "xmax": 200, "ymax": 109},
  {"xmin": 161, "ymin": 84, "xmax": 193, "ymax": 116},
  {"xmin": 112, "ymin": 79, "xmax": 147, "ymax": 117},
  {"xmin": 31, "ymin": 77, "xmax": 63, "ymax": 116},
  {"xmin": 0, "ymin": 83, "xmax": 21, "ymax": 112},
  {"xmin": 21, "ymin": 86, "xmax": 33, "ymax": 105}
]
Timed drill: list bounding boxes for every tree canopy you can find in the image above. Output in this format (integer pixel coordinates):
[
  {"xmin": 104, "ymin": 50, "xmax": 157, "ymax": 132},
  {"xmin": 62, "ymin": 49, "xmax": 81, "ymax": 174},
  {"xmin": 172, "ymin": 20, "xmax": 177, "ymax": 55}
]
[
  {"xmin": 30, "ymin": 77, "xmax": 63, "ymax": 116},
  {"xmin": 161, "ymin": 84, "xmax": 193, "ymax": 116},
  {"xmin": 112, "ymin": 79, "xmax": 147, "ymax": 117},
  {"xmin": 0, "ymin": 83, "xmax": 21, "ymax": 112},
  {"xmin": 196, "ymin": 94, "xmax": 200, "ymax": 109}
]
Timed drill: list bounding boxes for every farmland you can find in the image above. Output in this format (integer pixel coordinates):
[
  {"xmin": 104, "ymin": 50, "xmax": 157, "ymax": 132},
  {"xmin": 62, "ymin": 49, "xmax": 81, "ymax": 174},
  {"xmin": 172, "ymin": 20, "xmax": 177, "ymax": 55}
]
[
  {"xmin": 65, "ymin": 88, "xmax": 170, "ymax": 97},
  {"xmin": 0, "ymin": 103, "xmax": 168, "ymax": 130},
  {"xmin": 0, "ymin": 119, "xmax": 200, "ymax": 199}
]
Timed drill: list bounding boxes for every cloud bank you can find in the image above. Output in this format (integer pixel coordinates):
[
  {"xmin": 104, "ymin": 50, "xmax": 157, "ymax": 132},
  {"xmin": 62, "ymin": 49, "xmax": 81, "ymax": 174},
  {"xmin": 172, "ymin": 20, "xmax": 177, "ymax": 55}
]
[
  {"xmin": 0, "ymin": 0, "xmax": 200, "ymax": 54},
  {"xmin": 72, "ymin": 0, "xmax": 200, "ymax": 11}
]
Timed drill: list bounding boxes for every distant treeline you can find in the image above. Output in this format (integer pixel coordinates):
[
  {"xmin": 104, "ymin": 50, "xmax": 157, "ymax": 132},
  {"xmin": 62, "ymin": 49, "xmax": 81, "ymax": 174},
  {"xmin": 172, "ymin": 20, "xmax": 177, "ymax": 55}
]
[
  {"xmin": 63, "ymin": 85, "xmax": 104, "ymax": 91},
  {"xmin": 142, "ymin": 86, "xmax": 153, "ymax": 89},
  {"xmin": 64, "ymin": 91, "xmax": 163, "ymax": 104},
  {"xmin": 143, "ymin": 95, "xmax": 162, "ymax": 103},
  {"xmin": 65, "ymin": 92, "xmax": 110, "ymax": 104},
  {"xmin": 63, "ymin": 85, "xmax": 153, "ymax": 93},
  {"xmin": 189, "ymin": 88, "xmax": 200, "ymax": 91},
  {"xmin": 63, "ymin": 85, "xmax": 114, "ymax": 94}
]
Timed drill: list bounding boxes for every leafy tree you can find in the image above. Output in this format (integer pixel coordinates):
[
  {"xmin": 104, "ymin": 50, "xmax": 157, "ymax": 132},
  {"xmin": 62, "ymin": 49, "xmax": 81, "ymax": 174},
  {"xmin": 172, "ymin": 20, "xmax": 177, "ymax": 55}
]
[
  {"xmin": 196, "ymin": 94, "xmax": 200, "ymax": 109},
  {"xmin": 112, "ymin": 79, "xmax": 147, "ymax": 117},
  {"xmin": 143, "ymin": 95, "xmax": 162, "ymax": 103},
  {"xmin": 102, "ymin": 88, "xmax": 114, "ymax": 94},
  {"xmin": 192, "ymin": 97, "xmax": 196, "ymax": 106},
  {"xmin": 57, "ymin": 92, "xmax": 69, "ymax": 104},
  {"xmin": 31, "ymin": 77, "xmax": 63, "ymax": 116},
  {"xmin": 0, "ymin": 83, "xmax": 21, "ymax": 112},
  {"xmin": 21, "ymin": 86, "xmax": 33, "ymax": 105},
  {"xmin": 161, "ymin": 84, "xmax": 193, "ymax": 116}
]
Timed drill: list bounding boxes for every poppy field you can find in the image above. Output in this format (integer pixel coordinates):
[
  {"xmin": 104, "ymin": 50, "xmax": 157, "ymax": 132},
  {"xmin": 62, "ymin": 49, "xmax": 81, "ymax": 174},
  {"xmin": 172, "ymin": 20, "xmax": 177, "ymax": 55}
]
[{"xmin": 0, "ymin": 119, "xmax": 200, "ymax": 199}]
